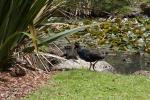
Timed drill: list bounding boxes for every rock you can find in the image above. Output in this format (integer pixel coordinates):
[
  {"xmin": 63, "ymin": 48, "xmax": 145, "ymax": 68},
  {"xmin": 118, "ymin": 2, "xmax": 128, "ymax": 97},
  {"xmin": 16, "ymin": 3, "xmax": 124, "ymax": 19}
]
[
  {"xmin": 133, "ymin": 70, "xmax": 150, "ymax": 77},
  {"xmin": 55, "ymin": 58, "xmax": 115, "ymax": 73}
]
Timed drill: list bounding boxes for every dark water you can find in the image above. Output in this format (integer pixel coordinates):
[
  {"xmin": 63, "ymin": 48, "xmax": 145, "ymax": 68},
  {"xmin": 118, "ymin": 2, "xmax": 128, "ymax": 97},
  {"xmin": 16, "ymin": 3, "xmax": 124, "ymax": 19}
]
[{"xmin": 106, "ymin": 52, "xmax": 150, "ymax": 74}]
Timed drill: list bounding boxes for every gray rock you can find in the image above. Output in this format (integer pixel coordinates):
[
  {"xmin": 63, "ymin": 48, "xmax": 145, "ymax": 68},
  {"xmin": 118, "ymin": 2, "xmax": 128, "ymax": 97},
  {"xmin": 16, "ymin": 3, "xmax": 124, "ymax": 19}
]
[{"xmin": 55, "ymin": 58, "xmax": 115, "ymax": 73}]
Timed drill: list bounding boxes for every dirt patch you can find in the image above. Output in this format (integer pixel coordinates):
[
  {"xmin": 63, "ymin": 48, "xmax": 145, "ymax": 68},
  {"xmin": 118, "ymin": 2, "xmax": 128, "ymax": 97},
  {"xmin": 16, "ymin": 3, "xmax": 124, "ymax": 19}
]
[{"xmin": 0, "ymin": 69, "xmax": 56, "ymax": 100}]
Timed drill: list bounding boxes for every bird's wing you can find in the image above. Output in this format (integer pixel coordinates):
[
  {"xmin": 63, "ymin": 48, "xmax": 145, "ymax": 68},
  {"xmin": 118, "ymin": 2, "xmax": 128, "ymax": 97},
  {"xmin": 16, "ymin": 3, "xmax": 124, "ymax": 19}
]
[
  {"xmin": 89, "ymin": 49, "xmax": 105, "ymax": 59},
  {"xmin": 78, "ymin": 49, "xmax": 91, "ymax": 59}
]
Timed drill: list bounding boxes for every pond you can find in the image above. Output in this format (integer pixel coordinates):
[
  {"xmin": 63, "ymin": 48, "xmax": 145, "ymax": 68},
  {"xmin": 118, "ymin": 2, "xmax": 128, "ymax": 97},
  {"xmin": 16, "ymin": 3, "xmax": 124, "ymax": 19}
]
[{"xmin": 106, "ymin": 51, "xmax": 150, "ymax": 74}]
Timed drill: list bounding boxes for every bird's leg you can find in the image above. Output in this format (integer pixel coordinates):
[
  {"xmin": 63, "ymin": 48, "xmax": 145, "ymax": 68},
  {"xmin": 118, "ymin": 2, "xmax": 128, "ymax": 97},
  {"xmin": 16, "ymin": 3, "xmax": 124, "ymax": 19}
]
[
  {"xmin": 92, "ymin": 60, "xmax": 98, "ymax": 71},
  {"xmin": 89, "ymin": 62, "xmax": 92, "ymax": 70}
]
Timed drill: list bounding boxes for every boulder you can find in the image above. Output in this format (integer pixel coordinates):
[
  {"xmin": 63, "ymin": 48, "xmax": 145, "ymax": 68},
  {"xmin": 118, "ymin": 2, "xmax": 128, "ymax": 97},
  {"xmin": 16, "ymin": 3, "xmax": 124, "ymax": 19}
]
[{"xmin": 55, "ymin": 58, "xmax": 115, "ymax": 73}]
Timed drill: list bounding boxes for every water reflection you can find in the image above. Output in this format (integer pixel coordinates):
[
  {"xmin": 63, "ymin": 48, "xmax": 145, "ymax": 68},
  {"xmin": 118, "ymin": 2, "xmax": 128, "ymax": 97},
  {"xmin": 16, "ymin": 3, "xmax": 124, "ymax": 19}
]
[{"xmin": 106, "ymin": 51, "xmax": 150, "ymax": 74}]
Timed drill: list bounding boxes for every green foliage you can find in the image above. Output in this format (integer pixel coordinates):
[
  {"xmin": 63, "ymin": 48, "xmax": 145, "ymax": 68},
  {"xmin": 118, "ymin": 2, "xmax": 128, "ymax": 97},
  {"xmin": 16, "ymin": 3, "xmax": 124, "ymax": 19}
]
[
  {"xmin": 0, "ymin": 0, "xmax": 96, "ymax": 70},
  {"xmin": 77, "ymin": 18, "xmax": 150, "ymax": 52},
  {"xmin": 63, "ymin": 0, "xmax": 134, "ymax": 15},
  {"xmin": 24, "ymin": 69, "xmax": 150, "ymax": 100},
  {"xmin": 115, "ymin": 6, "xmax": 134, "ymax": 15},
  {"xmin": 95, "ymin": 18, "xmax": 150, "ymax": 52},
  {"xmin": 60, "ymin": 0, "xmax": 150, "ymax": 17},
  {"xmin": 143, "ymin": 0, "xmax": 150, "ymax": 3},
  {"xmin": 46, "ymin": 17, "xmax": 150, "ymax": 53},
  {"xmin": 0, "ymin": 0, "xmax": 48, "ymax": 69},
  {"xmin": 94, "ymin": 0, "xmax": 130, "ymax": 12},
  {"xmin": 37, "ymin": 24, "xmax": 95, "ymax": 47}
]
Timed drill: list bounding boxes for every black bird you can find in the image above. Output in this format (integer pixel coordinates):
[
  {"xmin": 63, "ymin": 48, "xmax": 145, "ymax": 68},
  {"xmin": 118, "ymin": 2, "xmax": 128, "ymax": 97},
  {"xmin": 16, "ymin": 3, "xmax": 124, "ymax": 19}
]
[
  {"xmin": 74, "ymin": 42, "xmax": 107, "ymax": 71},
  {"xmin": 62, "ymin": 45, "xmax": 78, "ymax": 59}
]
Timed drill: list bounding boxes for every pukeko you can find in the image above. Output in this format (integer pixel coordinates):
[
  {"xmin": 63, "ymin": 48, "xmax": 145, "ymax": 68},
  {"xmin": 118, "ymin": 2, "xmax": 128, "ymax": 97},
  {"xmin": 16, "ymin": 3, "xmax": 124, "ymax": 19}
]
[
  {"xmin": 74, "ymin": 42, "xmax": 107, "ymax": 71},
  {"xmin": 62, "ymin": 45, "xmax": 77, "ymax": 59}
]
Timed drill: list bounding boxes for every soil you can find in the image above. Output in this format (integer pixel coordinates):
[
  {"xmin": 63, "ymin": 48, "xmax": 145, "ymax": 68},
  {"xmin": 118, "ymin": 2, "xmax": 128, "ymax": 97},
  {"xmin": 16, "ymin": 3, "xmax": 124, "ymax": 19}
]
[{"xmin": 0, "ymin": 68, "xmax": 56, "ymax": 100}]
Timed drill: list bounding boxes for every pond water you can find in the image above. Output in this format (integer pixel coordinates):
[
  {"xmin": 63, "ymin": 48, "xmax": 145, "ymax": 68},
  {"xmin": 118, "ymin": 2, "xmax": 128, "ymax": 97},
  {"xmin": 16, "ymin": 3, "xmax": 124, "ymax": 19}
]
[{"xmin": 106, "ymin": 51, "xmax": 150, "ymax": 74}]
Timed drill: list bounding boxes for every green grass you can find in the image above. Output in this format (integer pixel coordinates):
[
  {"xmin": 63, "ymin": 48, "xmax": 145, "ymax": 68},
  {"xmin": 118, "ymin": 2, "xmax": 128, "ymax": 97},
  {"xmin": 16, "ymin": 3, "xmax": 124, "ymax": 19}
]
[{"xmin": 24, "ymin": 69, "xmax": 150, "ymax": 100}]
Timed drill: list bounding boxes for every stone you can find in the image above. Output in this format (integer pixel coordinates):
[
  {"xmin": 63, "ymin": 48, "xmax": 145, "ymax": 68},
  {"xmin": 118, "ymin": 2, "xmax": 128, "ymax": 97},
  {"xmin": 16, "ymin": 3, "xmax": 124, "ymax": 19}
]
[{"xmin": 55, "ymin": 58, "xmax": 115, "ymax": 73}]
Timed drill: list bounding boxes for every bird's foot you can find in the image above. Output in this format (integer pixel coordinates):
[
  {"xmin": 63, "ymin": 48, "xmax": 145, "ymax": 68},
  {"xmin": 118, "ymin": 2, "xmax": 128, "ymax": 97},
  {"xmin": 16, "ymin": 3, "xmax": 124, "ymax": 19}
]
[
  {"xmin": 89, "ymin": 63, "xmax": 92, "ymax": 70},
  {"xmin": 92, "ymin": 66, "xmax": 96, "ymax": 71}
]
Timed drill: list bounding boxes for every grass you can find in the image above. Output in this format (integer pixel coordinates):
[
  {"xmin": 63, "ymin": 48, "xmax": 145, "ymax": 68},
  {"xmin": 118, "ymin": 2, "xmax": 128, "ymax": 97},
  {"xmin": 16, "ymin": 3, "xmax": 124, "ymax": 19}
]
[{"xmin": 24, "ymin": 69, "xmax": 150, "ymax": 100}]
